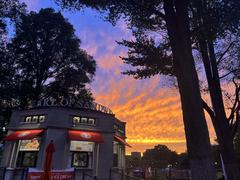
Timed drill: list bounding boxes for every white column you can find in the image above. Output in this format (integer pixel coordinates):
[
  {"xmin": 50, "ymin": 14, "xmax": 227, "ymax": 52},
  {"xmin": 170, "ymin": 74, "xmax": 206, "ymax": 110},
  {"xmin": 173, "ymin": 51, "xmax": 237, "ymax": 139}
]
[
  {"xmin": 9, "ymin": 142, "xmax": 16, "ymax": 167},
  {"xmin": 95, "ymin": 143, "xmax": 99, "ymax": 177}
]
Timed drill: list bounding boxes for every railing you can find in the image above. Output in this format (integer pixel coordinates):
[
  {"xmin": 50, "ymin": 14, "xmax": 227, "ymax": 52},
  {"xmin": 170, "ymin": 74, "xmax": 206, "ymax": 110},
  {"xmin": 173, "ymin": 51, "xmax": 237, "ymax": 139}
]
[
  {"xmin": 0, "ymin": 167, "xmax": 6, "ymax": 180},
  {"xmin": 125, "ymin": 174, "xmax": 145, "ymax": 180},
  {"xmin": 0, "ymin": 167, "xmax": 146, "ymax": 180},
  {"xmin": 74, "ymin": 168, "xmax": 98, "ymax": 180},
  {"xmin": 0, "ymin": 167, "xmax": 28, "ymax": 180},
  {"xmin": 109, "ymin": 167, "xmax": 144, "ymax": 180}
]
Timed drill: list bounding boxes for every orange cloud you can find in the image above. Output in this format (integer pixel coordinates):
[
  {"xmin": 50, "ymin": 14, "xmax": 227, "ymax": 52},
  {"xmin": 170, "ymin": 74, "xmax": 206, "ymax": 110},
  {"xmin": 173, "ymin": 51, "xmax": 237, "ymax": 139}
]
[
  {"xmin": 92, "ymin": 71, "xmax": 216, "ymax": 154},
  {"xmin": 93, "ymin": 75, "xmax": 187, "ymax": 153}
]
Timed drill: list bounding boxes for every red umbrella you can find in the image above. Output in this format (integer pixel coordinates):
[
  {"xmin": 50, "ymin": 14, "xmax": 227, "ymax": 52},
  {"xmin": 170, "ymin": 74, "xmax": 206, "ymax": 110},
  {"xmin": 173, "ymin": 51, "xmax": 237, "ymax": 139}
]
[{"xmin": 44, "ymin": 140, "xmax": 55, "ymax": 180}]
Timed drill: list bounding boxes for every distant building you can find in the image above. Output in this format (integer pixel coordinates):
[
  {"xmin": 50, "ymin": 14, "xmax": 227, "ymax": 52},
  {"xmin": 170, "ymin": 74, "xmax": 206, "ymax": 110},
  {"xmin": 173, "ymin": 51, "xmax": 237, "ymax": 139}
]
[
  {"xmin": 1, "ymin": 99, "xmax": 131, "ymax": 180},
  {"xmin": 131, "ymin": 152, "xmax": 141, "ymax": 159}
]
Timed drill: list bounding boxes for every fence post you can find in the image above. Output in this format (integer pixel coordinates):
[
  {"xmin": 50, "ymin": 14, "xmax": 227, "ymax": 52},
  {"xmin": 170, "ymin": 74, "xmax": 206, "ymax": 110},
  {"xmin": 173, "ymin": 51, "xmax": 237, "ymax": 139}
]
[
  {"xmin": 121, "ymin": 168, "xmax": 124, "ymax": 180},
  {"xmin": 25, "ymin": 168, "xmax": 29, "ymax": 180},
  {"xmin": 109, "ymin": 168, "xmax": 111, "ymax": 180},
  {"xmin": 169, "ymin": 167, "xmax": 172, "ymax": 180},
  {"xmin": 82, "ymin": 170, "xmax": 85, "ymax": 180},
  {"xmin": 74, "ymin": 168, "xmax": 76, "ymax": 180},
  {"xmin": 21, "ymin": 168, "xmax": 26, "ymax": 180},
  {"xmin": 2, "ymin": 167, "xmax": 6, "ymax": 180}
]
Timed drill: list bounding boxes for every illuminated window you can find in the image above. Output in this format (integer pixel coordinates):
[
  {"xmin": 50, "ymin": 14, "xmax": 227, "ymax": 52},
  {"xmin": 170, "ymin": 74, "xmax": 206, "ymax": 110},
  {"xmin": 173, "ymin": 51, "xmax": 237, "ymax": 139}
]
[
  {"xmin": 17, "ymin": 152, "xmax": 38, "ymax": 167},
  {"xmin": 25, "ymin": 116, "xmax": 32, "ymax": 123},
  {"xmin": 73, "ymin": 116, "xmax": 80, "ymax": 124},
  {"xmin": 72, "ymin": 116, "xmax": 96, "ymax": 126},
  {"xmin": 70, "ymin": 141, "xmax": 94, "ymax": 152},
  {"xmin": 19, "ymin": 139, "xmax": 40, "ymax": 151},
  {"xmin": 81, "ymin": 117, "xmax": 88, "ymax": 124},
  {"xmin": 39, "ymin": 115, "xmax": 46, "ymax": 123},
  {"xmin": 70, "ymin": 141, "xmax": 94, "ymax": 168},
  {"xmin": 72, "ymin": 152, "xmax": 89, "ymax": 167},
  {"xmin": 88, "ymin": 118, "xmax": 95, "ymax": 125},
  {"xmin": 16, "ymin": 138, "xmax": 41, "ymax": 167},
  {"xmin": 32, "ymin": 116, "xmax": 38, "ymax": 123},
  {"xmin": 24, "ymin": 115, "xmax": 46, "ymax": 123}
]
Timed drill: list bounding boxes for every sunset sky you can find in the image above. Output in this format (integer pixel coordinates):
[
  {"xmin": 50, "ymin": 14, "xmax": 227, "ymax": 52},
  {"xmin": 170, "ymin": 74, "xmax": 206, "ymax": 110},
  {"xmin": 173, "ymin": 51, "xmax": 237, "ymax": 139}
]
[{"xmin": 19, "ymin": 0, "xmax": 216, "ymax": 154}]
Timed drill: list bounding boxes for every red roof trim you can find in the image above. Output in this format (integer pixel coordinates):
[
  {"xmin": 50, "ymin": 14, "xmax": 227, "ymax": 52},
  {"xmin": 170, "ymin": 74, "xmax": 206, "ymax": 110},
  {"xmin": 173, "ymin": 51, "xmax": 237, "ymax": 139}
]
[
  {"xmin": 114, "ymin": 135, "xmax": 132, "ymax": 147},
  {"xmin": 68, "ymin": 130, "xmax": 103, "ymax": 143},
  {"xmin": 4, "ymin": 129, "xmax": 43, "ymax": 141}
]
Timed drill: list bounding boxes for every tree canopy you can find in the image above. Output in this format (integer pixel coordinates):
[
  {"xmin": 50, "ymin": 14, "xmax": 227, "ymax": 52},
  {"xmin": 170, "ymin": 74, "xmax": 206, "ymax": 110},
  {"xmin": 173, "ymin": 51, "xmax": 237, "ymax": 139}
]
[
  {"xmin": 0, "ymin": 0, "xmax": 26, "ymax": 46},
  {"xmin": 142, "ymin": 145, "xmax": 178, "ymax": 168},
  {"xmin": 7, "ymin": 8, "xmax": 96, "ymax": 108}
]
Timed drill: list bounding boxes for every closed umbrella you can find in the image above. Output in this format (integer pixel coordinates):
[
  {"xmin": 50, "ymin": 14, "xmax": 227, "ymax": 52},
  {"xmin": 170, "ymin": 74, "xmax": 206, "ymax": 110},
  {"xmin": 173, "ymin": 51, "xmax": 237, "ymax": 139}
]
[{"xmin": 44, "ymin": 140, "xmax": 55, "ymax": 180}]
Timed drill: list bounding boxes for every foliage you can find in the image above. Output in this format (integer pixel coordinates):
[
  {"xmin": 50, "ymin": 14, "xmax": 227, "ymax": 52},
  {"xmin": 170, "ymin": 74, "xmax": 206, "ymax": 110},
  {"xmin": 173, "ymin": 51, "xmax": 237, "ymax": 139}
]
[
  {"xmin": 142, "ymin": 145, "xmax": 178, "ymax": 168},
  {"xmin": 176, "ymin": 152, "xmax": 189, "ymax": 169},
  {"xmin": 0, "ymin": 0, "xmax": 26, "ymax": 44},
  {"xmin": 126, "ymin": 155, "xmax": 142, "ymax": 169},
  {"xmin": 8, "ymin": 8, "xmax": 96, "ymax": 108},
  {"xmin": 0, "ymin": 0, "xmax": 26, "ymax": 141},
  {"xmin": 118, "ymin": 31, "xmax": 173, "ymax": 79},
  {"xmin": 126, "ymin": 145, "xmax": 188, "ymax": 169}
]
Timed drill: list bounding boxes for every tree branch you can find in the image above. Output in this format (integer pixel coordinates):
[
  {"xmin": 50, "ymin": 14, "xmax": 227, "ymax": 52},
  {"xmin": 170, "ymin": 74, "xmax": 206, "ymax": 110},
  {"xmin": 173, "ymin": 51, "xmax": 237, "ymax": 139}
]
[
  {"xmin": 216, "ymin": 41, "xmax": 235, "ymax": 66},
  {"xmin": 219, "ymin": 69, "xmax": 238, "ymax": 80},
  {"xmin": 227, "ymin": 79, "xmax": 240, "ymax": 122},
  {"xmin": 133, "ymin": 0, "xmax": 166, "ymax": 19},
  {"xmin": 232, "ymin": 105, "xmax": 240, "ymax": 139},
  {"xmin": 201, "ymin": 98, "xmax": 215, "ymax": 121}
]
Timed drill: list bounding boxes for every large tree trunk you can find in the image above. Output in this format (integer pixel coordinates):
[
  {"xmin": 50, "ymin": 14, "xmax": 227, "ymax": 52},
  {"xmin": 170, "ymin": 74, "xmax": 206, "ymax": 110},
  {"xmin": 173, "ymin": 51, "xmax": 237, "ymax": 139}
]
[
  {"xmin": 199, "ymin": 38, "xmax": 240, "ymax": 179},
  {"xmin": 163, "ymin": 0, "xmax": 216, "ymax": 179},
  {"xmin": 193, "ymin": 0, "xmax": 240, "ymax": 178}
]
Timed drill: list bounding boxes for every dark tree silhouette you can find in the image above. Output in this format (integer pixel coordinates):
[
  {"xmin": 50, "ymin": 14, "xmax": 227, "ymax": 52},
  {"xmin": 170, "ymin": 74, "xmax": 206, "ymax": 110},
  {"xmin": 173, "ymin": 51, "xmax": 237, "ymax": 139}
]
[
  {"xmin": 9, "ymin": 8, "xmax": 96, "ymax": 108},
  {"xmin": 119, "ymin": 1, "xmax": 240, "ymax": 177},
  {"xmin": 0, "ymin": 0, "xmax": 26, "ymax": 38},
  {"xmin": 0, "ymin": 0, "xmax": 26, "ymax": 141},
  {"xmin": 142, "ymin": 145, "xmax": 178, "ymax": 169},
  {"xmin": 186, "ymin": 1, "xmax": 240, "ymax": 177},
  {"xmin": 120, "ymin": 1, "xmax": 240, "ymax": 177}
]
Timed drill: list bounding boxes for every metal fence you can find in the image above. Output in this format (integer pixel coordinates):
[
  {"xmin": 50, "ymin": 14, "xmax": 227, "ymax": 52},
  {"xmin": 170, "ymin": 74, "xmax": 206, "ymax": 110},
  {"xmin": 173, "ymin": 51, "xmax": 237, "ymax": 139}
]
[
  {"xmin": 74, "ymin": 169, "xmax": 97, "ymax": 180},
  {"xmin": 109, "ymin": 167, "xmax": 144, "ymax": 180},
  {"xmin": 0, "ymin": 167, "xmax": 146, "ymax": 180},
  {"xmin": 0, "ymin": 168, "xmax": 28, "ymax": 180},
  {"xmin": 0, "ymin": 168, "xmax": 6, "ymax": 180}
]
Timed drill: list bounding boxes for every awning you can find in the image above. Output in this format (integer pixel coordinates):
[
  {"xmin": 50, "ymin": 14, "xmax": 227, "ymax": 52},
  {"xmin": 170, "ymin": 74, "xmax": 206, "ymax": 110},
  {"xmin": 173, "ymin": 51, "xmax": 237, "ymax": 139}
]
[
  {"xmin": 5, "ymin": 129, "xmax": 43, "ymax": 141},
  {"xmin": 114, "ymin": 135, "xmax": 132, "ymax": 147},
  {"xmin": 68, "ymin": 130, "xmax": 103, "ymax": 143}
]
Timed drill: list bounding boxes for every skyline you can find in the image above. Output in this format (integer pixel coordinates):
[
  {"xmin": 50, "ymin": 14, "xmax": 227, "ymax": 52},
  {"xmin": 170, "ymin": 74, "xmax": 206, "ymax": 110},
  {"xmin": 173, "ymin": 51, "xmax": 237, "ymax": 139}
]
[{"xmin": 19, "ymin": 0, "xmax": 216, "ymax": 154}]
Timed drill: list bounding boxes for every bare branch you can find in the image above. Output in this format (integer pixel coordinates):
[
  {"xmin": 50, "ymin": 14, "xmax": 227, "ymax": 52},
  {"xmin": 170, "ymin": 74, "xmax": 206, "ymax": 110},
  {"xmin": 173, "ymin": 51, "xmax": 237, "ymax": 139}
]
[
  {"xmin": 201, "ymin": 98, "xmax": 215, "ymax": 121},
  {"xmin": 232, "ymin": 105, "xmax": 240, "ymax": 138},
  {"xmin": 216, "ymin": 41, "xmax": 235, "ymax": 66},
  {"xmin": 219, "ymin": 69, "xmax": 239, "ymax": 80},
  {"xmin": 227, "ymin": 79, "xmax": 240, "ymax": 122}
]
